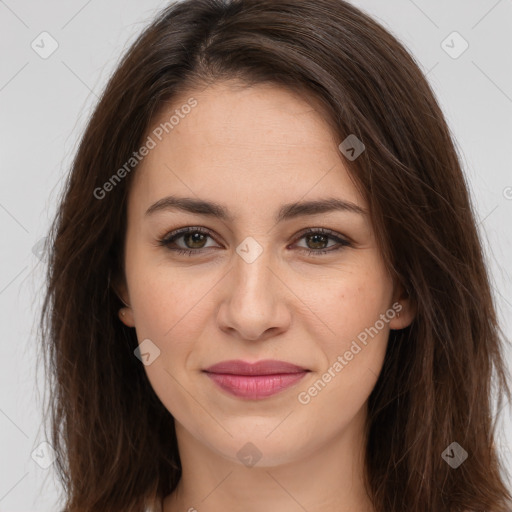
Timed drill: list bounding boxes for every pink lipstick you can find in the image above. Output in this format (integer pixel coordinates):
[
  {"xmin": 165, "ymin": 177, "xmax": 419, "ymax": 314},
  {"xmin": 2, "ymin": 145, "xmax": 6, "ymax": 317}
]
[{"xmin": 203, "ymin": 359, "xmax": 309, "ymax": 399}]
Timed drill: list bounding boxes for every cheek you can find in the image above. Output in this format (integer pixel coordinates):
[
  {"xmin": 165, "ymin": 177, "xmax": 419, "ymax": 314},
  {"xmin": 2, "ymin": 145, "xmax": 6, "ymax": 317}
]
[
  {"xmin": 125, "ymin": 256, "xmax": 221, "ymax": 388},
  {"xmin": 297, "ymin": 256, "xmax": 392, "ymax": 404},
  {"xmin": 125, "ymin": 264, "xmax": 210, "ymax": 417},
  {"xmin": 296, "ymin": 283, "xmax": 392, "ymax": 435},
  {"xmin": 304, "ymin": 256, "xmax": 393, "ymax": 347},
  {"xmin": 126, "ymin": 246, "xmax": 212, "ymax": 337}
]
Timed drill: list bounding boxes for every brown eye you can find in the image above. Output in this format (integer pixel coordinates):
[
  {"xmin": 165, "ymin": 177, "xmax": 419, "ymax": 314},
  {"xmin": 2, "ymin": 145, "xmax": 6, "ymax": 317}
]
[
  {"xmin": 158, "ymin": 227, "xmax": 220, "ymax": 255},
  {"xmin": 183, "ymin": 232, "xmax": 208, "ymax": 249},
  {"xmin": 304, "ymin": 233, "xmax": 330, "ymax": 250},
  {"xmin": 158, "ymin": 226, "xmax": 350, "ymax": 257},
  {"xmin": 293, "ymin": 229, "xmax": 351, "ymax": 255}
]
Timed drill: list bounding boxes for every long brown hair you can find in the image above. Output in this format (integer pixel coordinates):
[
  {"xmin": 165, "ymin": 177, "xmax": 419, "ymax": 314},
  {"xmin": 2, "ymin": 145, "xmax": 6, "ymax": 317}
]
[{"xmin": 40, "ymin": 0, "xmax": 512, "ymax": 510}]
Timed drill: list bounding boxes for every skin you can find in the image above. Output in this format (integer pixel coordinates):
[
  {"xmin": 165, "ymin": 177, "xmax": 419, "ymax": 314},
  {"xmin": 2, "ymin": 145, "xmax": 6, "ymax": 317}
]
[{"xmin": 117, "ymin": 81, "xmax": 414, "ymax": 512}]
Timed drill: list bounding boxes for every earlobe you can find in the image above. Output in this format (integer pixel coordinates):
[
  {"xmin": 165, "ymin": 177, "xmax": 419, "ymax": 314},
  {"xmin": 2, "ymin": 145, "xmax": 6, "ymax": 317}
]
[
  {"xmin": 389, "ymin": 283, "xmax": 416, "ymax": 330},
  {"xmin": 388, "ymin": 301, "xmax": 415, "ymax": 330},
  {"xmin": 110, "ymin": 269, "xmax": 135, "ymax": 327},
  {"xmin": 118, "ymin": 307, "xmax": 135, "ymax": 327}
]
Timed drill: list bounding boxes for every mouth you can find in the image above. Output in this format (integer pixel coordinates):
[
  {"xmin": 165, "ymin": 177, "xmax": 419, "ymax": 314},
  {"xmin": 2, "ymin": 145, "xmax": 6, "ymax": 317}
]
[{"xmin": 202, "ymin": 359, "xmax": 310, "ymax": 399}]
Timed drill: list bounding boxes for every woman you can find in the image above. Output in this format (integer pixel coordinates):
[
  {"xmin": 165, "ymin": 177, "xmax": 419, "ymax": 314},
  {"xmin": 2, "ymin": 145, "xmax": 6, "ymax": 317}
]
[{"xmin": 40, "ymin": 0, "xmax": 512, "ymax": 510}]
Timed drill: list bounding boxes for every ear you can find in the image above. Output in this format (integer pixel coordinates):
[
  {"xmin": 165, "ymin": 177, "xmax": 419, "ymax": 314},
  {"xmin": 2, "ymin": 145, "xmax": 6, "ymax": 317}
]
[
  {"xmin": 388, "ymin": 280, "xmax": 416, "ymax": 330},
  {"xmin": 111, "ymin": 270, "xmax": 135, "ymax": 328}
]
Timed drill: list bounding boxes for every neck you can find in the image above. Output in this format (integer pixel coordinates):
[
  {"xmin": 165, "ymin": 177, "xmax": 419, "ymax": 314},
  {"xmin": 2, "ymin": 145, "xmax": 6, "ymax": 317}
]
[{"xmin": 163, "ymin": 404, "xmax": 374, "ymax": 512}]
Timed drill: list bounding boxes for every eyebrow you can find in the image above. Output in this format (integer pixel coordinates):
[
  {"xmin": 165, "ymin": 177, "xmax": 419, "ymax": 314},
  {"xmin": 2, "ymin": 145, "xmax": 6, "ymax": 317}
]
[{"xmin": 145, "ymin": 195, "xmax": 366, "ymax": 222}]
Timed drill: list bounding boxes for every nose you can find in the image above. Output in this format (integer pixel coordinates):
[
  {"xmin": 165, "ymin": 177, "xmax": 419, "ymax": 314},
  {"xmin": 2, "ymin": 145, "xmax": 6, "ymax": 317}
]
[{"xmin": 216, "ymin": 244, "xmax": 292, "ymax": 342}]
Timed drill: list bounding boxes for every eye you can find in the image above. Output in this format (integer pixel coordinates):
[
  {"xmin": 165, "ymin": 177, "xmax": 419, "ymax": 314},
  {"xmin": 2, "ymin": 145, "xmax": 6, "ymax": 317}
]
[
  {"xmin": 157, "ymin": 227, "xmax": 220, "ymax": 256},
  {"xmin": 157, "ymin": 226, "xmax": 351, "ymax": 257},
  {"xmin": 292, "ymin": 228, "xmax": 351, "ymax": 256}
]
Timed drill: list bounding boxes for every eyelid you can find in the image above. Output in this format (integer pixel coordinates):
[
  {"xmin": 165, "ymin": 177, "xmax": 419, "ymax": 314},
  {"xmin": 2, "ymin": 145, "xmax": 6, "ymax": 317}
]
[
  {"xmin": 158, "ymin": 226, "xmax": 221, "ymax": 247},
  {"xmin": 290, "ymin": 227, "xmax": 351, "ymax": 245},
  {"xmin": 157, "ymin": 226, "xmax": 352, "ymax": 254}
]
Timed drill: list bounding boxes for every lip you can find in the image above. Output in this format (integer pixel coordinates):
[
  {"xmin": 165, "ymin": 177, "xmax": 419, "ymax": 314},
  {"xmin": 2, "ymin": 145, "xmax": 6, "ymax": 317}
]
[
  {"xmin": 203, "ymin": 359, "xmax": 310, "ymax": 399},
  {"xmin": 204, "ymin": 359, "xmax": 308, "ymax": 375}
]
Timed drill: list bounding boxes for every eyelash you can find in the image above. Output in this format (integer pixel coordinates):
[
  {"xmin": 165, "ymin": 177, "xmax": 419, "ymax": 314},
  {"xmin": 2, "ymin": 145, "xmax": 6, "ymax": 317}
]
[{"xmin": 157, "ymin": 226, "xmax": 351, "ymax": 257}]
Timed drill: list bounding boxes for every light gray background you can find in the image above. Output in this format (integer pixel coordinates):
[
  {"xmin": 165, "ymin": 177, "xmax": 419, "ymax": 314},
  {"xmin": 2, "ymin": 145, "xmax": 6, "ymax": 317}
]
[{"xmin": 1, "ymin": 0, "xmax": 511, "ymax": 510}]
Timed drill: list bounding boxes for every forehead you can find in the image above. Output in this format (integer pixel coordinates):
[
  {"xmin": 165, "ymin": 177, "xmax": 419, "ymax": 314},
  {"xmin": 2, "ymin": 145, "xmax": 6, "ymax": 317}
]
[
  {"xmin": 129, "ymin": 81, "xmax": 365, "ymax": 216},
  {"xmin": 150, "ymin": 82, "xmax": 334, "ymax": 156}
]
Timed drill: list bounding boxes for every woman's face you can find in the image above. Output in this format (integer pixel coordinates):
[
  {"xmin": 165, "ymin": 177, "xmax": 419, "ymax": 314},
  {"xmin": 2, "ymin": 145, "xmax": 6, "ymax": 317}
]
[{"xmin": 119, "ymin": 81, "xmax": 413, "ymax": 466}]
